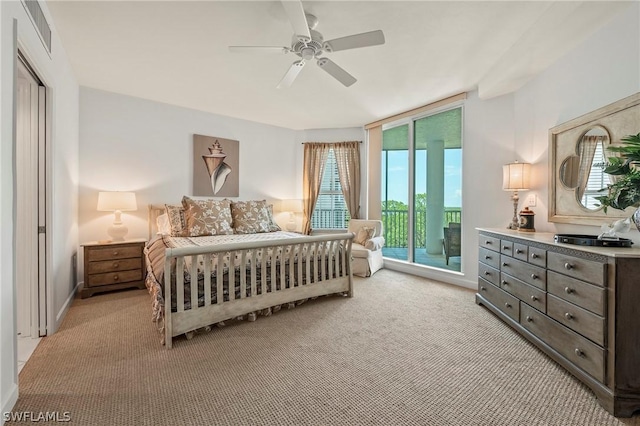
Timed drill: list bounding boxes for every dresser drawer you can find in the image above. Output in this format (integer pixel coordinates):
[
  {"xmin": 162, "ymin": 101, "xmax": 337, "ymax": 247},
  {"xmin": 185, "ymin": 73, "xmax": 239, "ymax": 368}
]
[
  {"xmin": 478, "ymin": 280, "xmax": 520, "ymax": 322},
  {"xmin": 520, "ymin": 303, "xmax": 604, "ymax": 382},
  {"xmin": 479, "ymin": 263, "xmax": 500, "ymax": 286},
  {"xmin": 547, "ymin": 252, "xmax": 605, "ymax": 286},
  {"xmin": 513, "ymin": 243, "xmax": 528, "ymax": 262},
  {"xmin": 500, "ymin": 272, "xmax": 546, "ymax": 313},
  {"xmin": 87, "ymin": 258, "xmax": 142, "ymax": 275},
  {"xmin": 87, "ymin": 245, "xmax": 142, "ymax": 262},
  {"xmin": 547, "ymin": 294, "xmax": 605, "ymax": 346},
  {"xmin": 547, "ymin": 271, "xmax": 605, "ymax": 316},
  {"xmin": 528, "ymin": 246, "xmax": 547, "ymax": 268},
  {"xmin": 500, "ymin": 255, "xmax": 546, "ymax": 290},
  {"xmin": 87, "ymin": 269, "xmax": 143, "ymax": 287},
  {"xmin": 479, "ymin": 247, "xmax": 500, "ymax": 269},
  {"xmin": 500, "ymin": 240, "xmax": 514, "ymax": 256},
  {"xmin": 479, "ymin": 235, "xmax": 500, "ymax": 252}
]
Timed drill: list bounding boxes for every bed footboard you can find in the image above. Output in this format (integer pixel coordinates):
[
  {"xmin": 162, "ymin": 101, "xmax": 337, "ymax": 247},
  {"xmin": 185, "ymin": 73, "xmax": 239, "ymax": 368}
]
[{"xmin": 163, "ymin": 233, "xmax": 354, "ymax": 348}]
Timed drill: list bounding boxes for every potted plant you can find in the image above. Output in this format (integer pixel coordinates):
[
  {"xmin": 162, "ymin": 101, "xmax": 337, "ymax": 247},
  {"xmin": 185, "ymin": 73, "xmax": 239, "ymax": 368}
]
[{"xmin": 596, "ymin": 133, "xmax": 640, "ymax": 231}]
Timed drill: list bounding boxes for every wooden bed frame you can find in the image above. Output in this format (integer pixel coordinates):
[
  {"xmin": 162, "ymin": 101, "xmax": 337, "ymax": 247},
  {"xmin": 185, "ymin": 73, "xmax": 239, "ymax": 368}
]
[{"xmin": 147, "ymin": 205, "xmax": 354, "ymax": 349}]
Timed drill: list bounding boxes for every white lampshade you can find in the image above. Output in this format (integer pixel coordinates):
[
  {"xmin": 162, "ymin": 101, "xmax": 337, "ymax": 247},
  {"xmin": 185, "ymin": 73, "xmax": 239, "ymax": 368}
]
[
  {"xmin": 97, "ymin": 191, "xmax": 137, "ymax": 212},
  {"xmin": 97, "ymin": 191, "xmax": 137, "ymax": 241},
  {"xmin": 281, "ymin": 199, "xmax": 303, "ymax": 213},
  {"xmin": 502, "ymin": 162, "xmax": 531, "ymax": 191}
]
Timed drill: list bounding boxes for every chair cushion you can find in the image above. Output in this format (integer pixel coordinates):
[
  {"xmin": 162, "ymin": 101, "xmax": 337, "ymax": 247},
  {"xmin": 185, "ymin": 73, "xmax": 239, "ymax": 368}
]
[
  {"xmin": 354, "ymin": 226, "xmax": 376, "ymax": 245},
  {"xmin": 351, "ymin": 243, "xmax": 372, "ymax": 259}
]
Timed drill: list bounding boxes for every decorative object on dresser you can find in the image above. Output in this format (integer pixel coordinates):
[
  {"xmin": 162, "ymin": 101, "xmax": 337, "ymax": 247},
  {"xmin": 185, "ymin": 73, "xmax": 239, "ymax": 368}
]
[
  {"xmin": 476, "ymin": 228, "xmax": 640, "ymax": 417},
  {"xmin": 502, "ymin": 161, "xmax": 531, "ymax": 230},
  {"xmin": 145, "ymin": 201, "xmax": 354, "ymax": 348},
  {"xmin": 281, "ymin": 199, "xmax": 303, "ymax": 232},
  {"xmin": 549, "ymin": 92, "xmax": 639, "ymax": 225},
  {"xmin": 97, "ymin": 191, "xmax": 137, "ymax": 241},
  {"xmin": 81, "ymin": 239, "xmax": 146, "ymax": 298},
  {"xmin": 193, "ymin": 134, "xmax": 239, "ymax": 197}
]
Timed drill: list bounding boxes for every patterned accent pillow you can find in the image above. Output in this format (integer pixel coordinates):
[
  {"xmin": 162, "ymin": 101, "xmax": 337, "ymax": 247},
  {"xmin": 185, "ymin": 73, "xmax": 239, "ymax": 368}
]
[
  {"xmin": 181, "ymin": 196, "xmax": 234, "ymax": 237},
  {"xmin": 231, "ymin": 200, "xmax": 274, "ymax": 234},
  {"xmin": 165, "ymin": 204, "xmax": 188, "ymax": 237},
  {"xmin": 265, "ymin": 204, "xmax": 281, "ymax": 232},
  {"xmin": 354, "ymin": 226, "xmax": 376, "ymax": 245}
]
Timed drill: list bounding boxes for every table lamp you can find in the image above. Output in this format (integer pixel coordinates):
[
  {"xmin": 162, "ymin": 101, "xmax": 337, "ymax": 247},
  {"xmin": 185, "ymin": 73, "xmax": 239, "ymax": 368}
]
[
  {"xmin": 281, "ymin": 199, "xmax": 303, "ymax": 232},
  {"xmin": 97, "ymin": 191, "xmax": 137, "ymax": 241},
  {"xmin": 502, "ymin": 161, "xmax": 531, "ymax": 230}
]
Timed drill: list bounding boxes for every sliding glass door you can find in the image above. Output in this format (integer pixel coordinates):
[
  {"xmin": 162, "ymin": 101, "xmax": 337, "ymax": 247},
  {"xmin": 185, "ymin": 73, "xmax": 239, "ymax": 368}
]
[{"xmin": 381, "ymin": 106, "xmax": 462, "ymax": 271}]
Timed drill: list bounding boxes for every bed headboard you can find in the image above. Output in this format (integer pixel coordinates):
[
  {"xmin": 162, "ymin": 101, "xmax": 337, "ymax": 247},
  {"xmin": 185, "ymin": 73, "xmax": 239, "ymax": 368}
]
[{"xmin": 148, "ymin": 204, "xmax": 166, "ymax": 240}]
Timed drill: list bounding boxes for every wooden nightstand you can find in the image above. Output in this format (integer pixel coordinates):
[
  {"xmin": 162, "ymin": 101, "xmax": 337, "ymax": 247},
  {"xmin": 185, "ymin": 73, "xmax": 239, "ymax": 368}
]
[{"xmin": 81, "ymin": 239, "xmax": 147, "ymax": 298}]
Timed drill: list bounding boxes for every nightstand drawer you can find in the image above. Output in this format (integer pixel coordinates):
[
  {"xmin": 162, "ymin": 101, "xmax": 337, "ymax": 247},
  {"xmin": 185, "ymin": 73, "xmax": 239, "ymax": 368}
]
[
  {"xmin": 87, "ymin": 269, "xmax": 143, "ymax": 287},
  {"xmin": 88, "ymin": 258, "xmax": 141, "ymax": 274},
  {"xmin": 87, "ymin": 245, "xmax": 142, "ymax": 262}
]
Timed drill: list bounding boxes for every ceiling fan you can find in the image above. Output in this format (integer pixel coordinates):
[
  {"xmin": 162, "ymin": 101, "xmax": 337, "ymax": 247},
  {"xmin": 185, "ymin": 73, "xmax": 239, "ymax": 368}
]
[{"xmin": 229, "ymin": 0, "xmax": 385, "ymax": 88}]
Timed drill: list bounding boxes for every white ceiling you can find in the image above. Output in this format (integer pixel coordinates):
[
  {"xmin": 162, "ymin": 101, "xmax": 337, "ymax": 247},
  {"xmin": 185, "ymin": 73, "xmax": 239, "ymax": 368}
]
[{"xmin": 46, "ymin": 1, "xmax": 631, "ymax": 130}]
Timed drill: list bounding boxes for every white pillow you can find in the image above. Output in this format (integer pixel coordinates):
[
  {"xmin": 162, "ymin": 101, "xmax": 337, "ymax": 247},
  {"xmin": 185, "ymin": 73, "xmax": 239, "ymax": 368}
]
[{"xmin": 156, "ymin": 213, "xmax": 171, "ymax": 235}]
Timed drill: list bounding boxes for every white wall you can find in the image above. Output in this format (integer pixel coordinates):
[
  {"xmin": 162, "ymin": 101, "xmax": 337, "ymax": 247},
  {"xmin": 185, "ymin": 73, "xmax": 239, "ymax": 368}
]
[
  {"xmin": 513, "ymin": 1, "xmax": 640, "ymax": 244},
  {"xmin": 0, "ymin": 1, "xmax": 79, "ymax": 421},
  {"xmin": 78, "ymin": 88, "xmax": 300, "ymax": 275}
]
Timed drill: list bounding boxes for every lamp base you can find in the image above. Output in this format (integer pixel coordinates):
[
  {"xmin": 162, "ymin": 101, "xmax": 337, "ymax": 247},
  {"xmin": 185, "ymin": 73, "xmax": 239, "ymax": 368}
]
[
  {"xmin": 107, "ymin": 223, "xmax": 128, "ymax": 241},
  {"xmin": 285, "ymin": 221, "xmax": 296, "ymax": 232}
]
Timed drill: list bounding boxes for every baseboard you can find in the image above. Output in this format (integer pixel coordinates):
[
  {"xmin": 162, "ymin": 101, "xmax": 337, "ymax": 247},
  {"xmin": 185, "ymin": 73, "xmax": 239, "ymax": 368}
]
[
  {"xmin": 383, "ymin": 259, "xmax": 476, "ymax": 290},
  {"xmin": 1, "ymin": 383, "xmax": 19, "ymax": 426},
  {"xmin": 53, "ymin": 281, "xmax": 81, "ymax": 333}
]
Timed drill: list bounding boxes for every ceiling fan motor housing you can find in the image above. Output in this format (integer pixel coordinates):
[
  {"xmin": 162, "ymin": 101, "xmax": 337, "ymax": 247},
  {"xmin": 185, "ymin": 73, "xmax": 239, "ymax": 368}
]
[{"xmin": 291, "ymin": 29, "xmax": 324, "ymax": 60}]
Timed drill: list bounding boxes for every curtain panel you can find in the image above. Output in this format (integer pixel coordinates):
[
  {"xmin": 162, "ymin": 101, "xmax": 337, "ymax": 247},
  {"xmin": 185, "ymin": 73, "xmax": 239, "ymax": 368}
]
[
  {"xmin": 302, "ymin": 143, "xmax": 331, "ymax": 235},
  {"xmin": 333, "ymin": 141, "xmax": 361, "ymax": 220}
]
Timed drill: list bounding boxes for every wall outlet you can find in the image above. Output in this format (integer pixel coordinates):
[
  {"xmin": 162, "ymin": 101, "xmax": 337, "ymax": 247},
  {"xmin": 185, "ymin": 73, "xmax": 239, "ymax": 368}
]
[{"xmin": 527, "ymin": 194, "xmax": 537, "ymax": 207}]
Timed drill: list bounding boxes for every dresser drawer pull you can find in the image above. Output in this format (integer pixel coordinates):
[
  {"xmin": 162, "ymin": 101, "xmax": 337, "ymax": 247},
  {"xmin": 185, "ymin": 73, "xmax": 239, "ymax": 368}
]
[
  {"xmin": 504, "ymin": 302, "xmax": 512, "ymax": 309},
  {"xmin": 485, "ymin": 240, "xmax": 492, "ymax": 245},
  {"xmin": 565, "ymin": 312, "xmax": 573, "ymax": 320},
  {"xmin": 503, "ymin": 246, "xmax": 510, "ymax": 250},
  {"xmin": 531, "ymin": 253, "xmax": 538, "ymax": 259},
  {"xmin": 485, "ymin": 255, "xmax": 491, "ymax": 260},
  {"xmin": 484, "ymin": 271, "xmax": 491, "ymax": 276},
  {"xmin": 564, "ymin": 262, "xmax": 574, "ymax": 270},
  {"xmin": 516, "ymin": 249, "xmax": 523, "ymax": 254},
  {"xmin": 480, "ymin": 286, "xmax": 486, "ymax": 291},
  {"xmin": 501, "ymin": 280, "xmax": 508, "ymax": 285},
  {"xmin": 575, "ymin": 348, "xmax": 585, "ymax": 357},
  {"xmin": 564, "ymin": 287, "xmax": 574, "ymax": 294},
  {"xmin": 113, "ymin": 275, "xmax": 119, "ymax": 281},
  {"xmin": 525, "ymin": 315, "xmax": 533, "ymax": 322},
  {"xmin": 531, "ymin": 274, "xmax": 538, "ymax": 280},
  {"xmin": 530, "ymin": 295, "xmax": 538, "ymax": 302},
  {"xmin": 502, "ymin": 262, "xmax": 508, "ymax": 267}
]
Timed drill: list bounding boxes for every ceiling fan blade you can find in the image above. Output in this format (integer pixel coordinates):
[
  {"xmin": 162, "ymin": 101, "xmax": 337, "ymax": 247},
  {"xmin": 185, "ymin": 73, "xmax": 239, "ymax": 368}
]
[
  {"xmin": 229, "ymin": 46, "xmax": 290, "ymax": 54},
  {"xmin": 281, "ymin": 1, "xmax": 311, "ymax": 42},
  {"xmin": 323, "ymin": 30, "xmax": 385, "ymax": 52},
  {"xmin": 277, "ymin": 60, "xmax": 306, "ymax": 89},
  {"xmin": 316, "ymin": 58, "xmax": 357, "ymax": 87}
]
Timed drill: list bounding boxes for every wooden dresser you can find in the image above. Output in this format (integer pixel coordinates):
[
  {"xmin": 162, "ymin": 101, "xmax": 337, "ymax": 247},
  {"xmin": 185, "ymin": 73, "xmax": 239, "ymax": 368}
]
[
  {"xmin": 81, "ymin": 239, "xmax": 146, "ymax": 298},
  {"xmin": 476, "ymin": 228, "xmax": 640, "ymax": 417}
]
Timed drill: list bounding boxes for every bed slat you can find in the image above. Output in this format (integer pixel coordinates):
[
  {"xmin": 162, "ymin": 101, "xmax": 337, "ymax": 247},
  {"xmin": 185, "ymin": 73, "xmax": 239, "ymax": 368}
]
[
  {"xmin": 177, "ymin": 258, "xmax": 185, "ymax": 312},
  {"xmin": 204, "ymin": 254, "xmax": 212, "ymax": 306},
  {"xmin": 190, "ymin": 255, "xmax": 198, "ymax": 310},
  {"xmin": 217, "ymin": 253, "xmax": 224, "ymax": 304},
  {"xmin": 250, "ymin": 249, "xmax": 257, "ymax": 296}
]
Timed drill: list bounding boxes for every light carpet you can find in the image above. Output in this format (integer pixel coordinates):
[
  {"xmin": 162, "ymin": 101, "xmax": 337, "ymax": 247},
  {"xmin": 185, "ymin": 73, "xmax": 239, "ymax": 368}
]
[{"xmin": 12, "ymin": 270, "xmax": 640, "ymax": 425}]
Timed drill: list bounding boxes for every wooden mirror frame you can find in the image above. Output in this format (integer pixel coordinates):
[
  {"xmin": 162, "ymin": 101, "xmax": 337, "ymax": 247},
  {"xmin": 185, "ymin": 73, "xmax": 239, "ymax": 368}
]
[{"xmin": 549, "ymin": 93, "xmax": 640, "ymax": 225}]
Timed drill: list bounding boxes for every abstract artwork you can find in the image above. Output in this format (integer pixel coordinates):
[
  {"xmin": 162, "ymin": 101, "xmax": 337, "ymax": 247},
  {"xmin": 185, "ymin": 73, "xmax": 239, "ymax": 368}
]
[{"xmin": 193, "ymin": 134, "xmax": 239, "ymax": 197}]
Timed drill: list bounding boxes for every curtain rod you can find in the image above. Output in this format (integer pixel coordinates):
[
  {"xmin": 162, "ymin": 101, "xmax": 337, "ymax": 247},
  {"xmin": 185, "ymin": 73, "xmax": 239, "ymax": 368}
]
[{"xmin": 301, "ymin": 141, "xmax": 363, "ymax": 144}]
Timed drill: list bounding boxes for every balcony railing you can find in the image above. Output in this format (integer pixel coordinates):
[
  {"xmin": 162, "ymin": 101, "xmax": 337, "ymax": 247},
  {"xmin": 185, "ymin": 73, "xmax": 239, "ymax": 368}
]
[{"xmin": 382, "ymin": 209, "xmax": 461, "ymax": 248}]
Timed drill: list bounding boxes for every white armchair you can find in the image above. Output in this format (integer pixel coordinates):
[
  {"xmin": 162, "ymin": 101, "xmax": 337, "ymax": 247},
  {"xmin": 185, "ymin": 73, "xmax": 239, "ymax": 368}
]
[{"xmin": 348, "ymin": 219, "xmax": 385, "ymax": 277}]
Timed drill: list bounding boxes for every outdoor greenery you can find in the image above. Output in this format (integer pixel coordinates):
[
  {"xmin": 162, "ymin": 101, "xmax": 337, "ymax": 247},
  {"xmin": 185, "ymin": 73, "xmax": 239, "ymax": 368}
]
[
  {"xmin": 382, "ymin": 194, "xmax": 461, "ymax": 248},
  {"xmin": 596, "ymin": 133, "xmax": 640, "ymax": 212}
]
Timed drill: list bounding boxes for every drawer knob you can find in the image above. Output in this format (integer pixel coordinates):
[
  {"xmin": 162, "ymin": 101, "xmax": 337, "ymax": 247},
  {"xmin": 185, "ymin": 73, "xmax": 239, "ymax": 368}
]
[
  {"xmin": 564, "ymin": 287, "xmax": 574, "ymax": 294},
  {"xmin": 502, "ymin": 262, "xmax": 508, "ymax": 267},
  {"xmin": 525, "ymin": 315, "xmax": 533, "ymax": 322},
  {"xmin": 485, "ymin": 255, "xmax": 491, "ymax": 260},
  {"xmin": 113, "ymin": 251, "xmax": 119, "ymax": 256},
  {"xmin": 531, "ymin": 274, "xmax": 538, "ymax": 280},
  {"xmin": 485, "ymin": 240, "xmax": 492, "ymax": 245},
  {"xmin": 516, "ymin": 249, "xmax": 523, "ymax": 254},
  {"xmin": 484, "ymin": 271, "xmax": 491, "ymax": 276},
  {"xmin": 531, "ymin": 253, "xmax": 538, "ymax": 259},
  {"xmin": 564, "ymin": 262, "xmax": 574, "ymax": 270},
  {"xmin": 530, "ymin": 295, "xmax": 538, "ymax": 302},
  {"xmin": 504, "ymin": 302, "xmax": 511, "ymax": 309},
  {"xmin": 503, "ymin": 246, "xmax": 510, "ymax": 250},
  {"xmin": 575, "ymin": 348, "xmax": 584, "ymax": 357},
  {"xmin": 480, "ymin": 286, "xmax": 486, "ymax": 291},
  {"xmin": 501, "ymin": 280, "xmax": 508, "ymax": 285},
  {"xmin": 565, "ymin": 312, "xmax": 573, "ymax": 320},
  {"xmin": 113, "ymin": 275, "xmax": 119, "ymax": 281},
  {"xmin": 113, "ymin": 262, "xmax": 119, "ymax": 268}
]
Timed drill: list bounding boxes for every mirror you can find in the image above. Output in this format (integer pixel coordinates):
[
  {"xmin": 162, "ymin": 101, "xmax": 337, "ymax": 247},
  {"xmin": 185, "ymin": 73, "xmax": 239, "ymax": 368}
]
[
  {"xmin": 549, "ymin": 93, "xmax": 640, "ymax": 225},
  {"xmin": 558, "ymin": 126, "xmax": 610, "ymax": 210}
]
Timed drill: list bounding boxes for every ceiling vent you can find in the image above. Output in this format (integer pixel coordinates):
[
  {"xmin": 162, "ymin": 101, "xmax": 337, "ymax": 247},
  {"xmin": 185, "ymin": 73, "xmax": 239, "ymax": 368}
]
[{"xmin": 21, "ymin": 0, "xmax": 51, "ymax": 53}]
